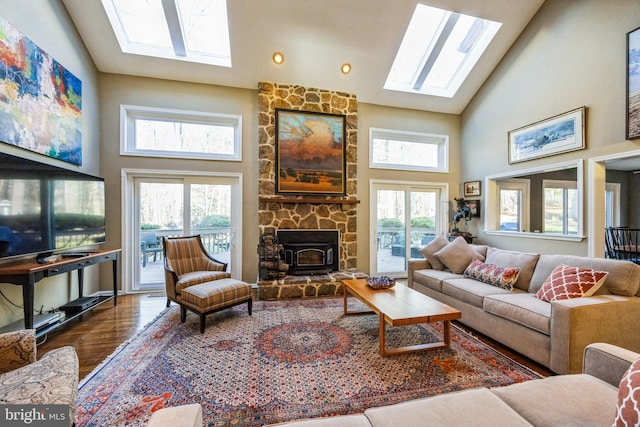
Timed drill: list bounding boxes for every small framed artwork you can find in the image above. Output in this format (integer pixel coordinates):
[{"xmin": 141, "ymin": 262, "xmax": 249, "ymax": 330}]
[
  {"xmin": 508, "ymin": 107, "xmax": 585, "ymax": 164},
  {"xmin": 465, "ymin": 200, "xmax": 481, "ymax": 218},
  {"xmin": 464, "ymin": 181, "xmax": 481, "ymax": 197},
  {"xmin": 627, "ymin": 26, "xmax": 640, "ymax": 140},
  {"xmin": 275, "ymin": 109, "xmax": 346, "ymax": 195}
]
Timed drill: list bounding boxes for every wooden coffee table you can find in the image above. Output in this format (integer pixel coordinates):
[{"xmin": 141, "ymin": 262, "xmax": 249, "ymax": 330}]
[{"xmin": 342, "ymin": 278, "xmax": 462, "ymax": 356}]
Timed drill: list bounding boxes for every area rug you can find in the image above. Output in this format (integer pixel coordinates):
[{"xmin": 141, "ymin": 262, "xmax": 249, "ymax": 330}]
[{"xmin": 76, "ymin": 297, "xmax": 542, "ymax": 426}]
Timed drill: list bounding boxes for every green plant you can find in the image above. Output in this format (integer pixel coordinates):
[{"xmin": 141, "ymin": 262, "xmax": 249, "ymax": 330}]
[{"xmin": 377, "ymin": 218, "xmax": 403, "ymax": 228}]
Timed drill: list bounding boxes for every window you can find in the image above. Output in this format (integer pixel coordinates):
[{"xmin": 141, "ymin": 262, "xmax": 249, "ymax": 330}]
[
  {"xmin": 605, "ymin": 183, "xmax": 621, "ymax": 227},
  {"xmin": 369, "ymin": 128, "xmax": 448, "ymax": 172},
  {"xmin": 370, "ymin": 180, "xmax": 448, "ymax": 277},
  {"xmin": 497, "ymin": 179, "xmax": 530, "ymax": 232},
  {"xmin": 121, "ymin": 105, "xmax": 242, "ymax": 160},
  {"xmin": 485, "ymin": 160, "xmax": 584, "ymax": 241},
  {"xmin": 102, "ymin": 0, "xmax": 231, "ymax": 67},
  {"xmin": 384, "ymin": 3, "xmax": 502, "ymax": 98},
  {"xmin": 543, "ymin": 180, "xmax": 578, "ymax": 234}
]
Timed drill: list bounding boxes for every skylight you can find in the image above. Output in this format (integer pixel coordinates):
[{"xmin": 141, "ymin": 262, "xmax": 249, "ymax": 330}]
[
  {"xmin": 102, "ymin": 0, "xmax": 231, "ymax": 67},
  {"xmin": 385, "ymin": 3, "xmax": 501, "ymax": 98}
]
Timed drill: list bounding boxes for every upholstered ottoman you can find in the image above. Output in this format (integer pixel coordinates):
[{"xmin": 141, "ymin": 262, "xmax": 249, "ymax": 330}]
[{"xmin": 179, "ymin": 278, "xmax": 253, "ymax": 332}]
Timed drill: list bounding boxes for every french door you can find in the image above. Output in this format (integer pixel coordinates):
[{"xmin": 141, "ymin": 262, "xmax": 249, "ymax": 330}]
[
  {"xmin": 122, "ymin": 170, "xmax": 242, "ymax": 293},
  {"xmin": 370, "ymin": 180, "xmax": 448, "ymax": 278}
]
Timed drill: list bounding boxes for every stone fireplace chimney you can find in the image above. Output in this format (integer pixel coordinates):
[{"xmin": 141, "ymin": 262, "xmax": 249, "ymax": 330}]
[{"xmin": 257, "ymin": 82, "xmax": 359, "ymax": 272}]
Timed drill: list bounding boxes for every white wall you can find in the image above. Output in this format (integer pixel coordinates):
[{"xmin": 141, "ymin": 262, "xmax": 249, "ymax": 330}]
[
  {"xmin": 0, "ymin": 0, "xmax": 101, "ymax": 326},
  {"xmin": 461, "ymin": 0, "xmax": 640, "ymax": 254}
]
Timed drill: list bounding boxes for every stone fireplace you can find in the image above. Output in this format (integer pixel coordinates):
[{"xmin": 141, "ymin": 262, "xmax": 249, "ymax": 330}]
[{"xmin": 257, "ymin": 82, "xmax": 364, "ymax": 298}]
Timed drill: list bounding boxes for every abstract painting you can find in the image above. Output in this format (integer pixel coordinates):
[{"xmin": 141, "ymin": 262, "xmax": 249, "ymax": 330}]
[
  {"xmin": 275, "ymin": 109, "xmax": 346, "ymax": 195},
  {"xmin": 0, "ymin": 15, "xmax": 82, "ymax": 165}
]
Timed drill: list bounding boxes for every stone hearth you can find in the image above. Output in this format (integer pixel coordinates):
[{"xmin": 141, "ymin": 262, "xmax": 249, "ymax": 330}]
[{"xmin": 258, "ymin": 270, "xmax": 367, "ymax": 300}]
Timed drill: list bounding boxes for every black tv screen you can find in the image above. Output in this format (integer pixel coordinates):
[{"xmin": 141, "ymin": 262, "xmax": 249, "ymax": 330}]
[{"xmin": 0, "ymin": 152, "xmax": 106, "ymax": 260}]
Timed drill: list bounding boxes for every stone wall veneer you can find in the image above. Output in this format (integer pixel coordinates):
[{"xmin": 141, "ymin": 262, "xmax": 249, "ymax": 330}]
[{"xmin": 257, "ymin": 82, "xmax": 358, "ymax": 272}]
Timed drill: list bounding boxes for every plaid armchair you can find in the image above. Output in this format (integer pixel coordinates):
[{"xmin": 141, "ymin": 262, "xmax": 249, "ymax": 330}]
[
  {"xmin": 0, "ymin": 329, "xmax": 78, "ymax": 426},
  {"xmin": 163, "ymin": 235, "xmax": 231, "ymax": 307}
]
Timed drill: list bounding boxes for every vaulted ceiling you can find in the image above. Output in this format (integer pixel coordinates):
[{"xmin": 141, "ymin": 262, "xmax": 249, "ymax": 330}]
[{"xmin": 63, "ymin": 0, "xmax": 545, "ymax": 114}]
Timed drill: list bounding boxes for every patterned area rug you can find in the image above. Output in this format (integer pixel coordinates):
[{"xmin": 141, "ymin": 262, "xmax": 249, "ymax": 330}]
[{"xmin": 76, "ymin": 297, "xmax": 541, "ymax": 426}]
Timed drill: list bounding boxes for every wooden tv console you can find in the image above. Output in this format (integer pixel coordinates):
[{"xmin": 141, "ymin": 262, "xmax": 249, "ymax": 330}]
[{"xmin": 0, "ymin": 249, "xmax": 120, "ymax": 336}]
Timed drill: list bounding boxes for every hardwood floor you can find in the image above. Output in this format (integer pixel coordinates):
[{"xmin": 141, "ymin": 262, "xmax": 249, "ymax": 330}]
[
  {"xmin": 37, "ymin": 293, "xmax": 168, "ymax": 380},
  {"xmin": 36, "ymin": 293, "xmax": 553, "ymax": 381}
]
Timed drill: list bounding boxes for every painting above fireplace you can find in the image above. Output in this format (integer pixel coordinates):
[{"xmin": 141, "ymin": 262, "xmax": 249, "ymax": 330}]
[{"xmin": 275, "ymin": 109, "xmax": 346, "ymax": 196}]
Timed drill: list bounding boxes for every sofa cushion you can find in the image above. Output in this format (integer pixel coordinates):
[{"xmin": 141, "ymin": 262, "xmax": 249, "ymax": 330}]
[
  {"xmin": 364, "ymin": 388, "xmax": 532, "ymax": 427},
  {"xmin": 613, "ymin": 357, "xmax": 640, "ymax": 427},
  {"xmin": 491, "ymin": 374, "xmax": 618, "ymax": 427},
  {"xmin": 483, "ymin": 293, "xmax": 551, "ymax": 335},
  {"xmin": 464, "ymin": 258, "xmax": 521, "ymax": 291},
  {"xmin": 535, "ymin": 264, "xmax": 608, "ymax": 302},
  {"xmin": 529, "ymin": 254, "xmax": 640, "ymax": 297},
  {"xmin": 413, "ymin": 269, "xmax": 462, "ymax": 292},
  {"xmin": 434, "ymin": 237, "xmax": 485, "ymax": 274},
  {"xmin": 469, "ymin": 244, "xmax": 490, "ymax": 258},
  {"xmin": 271, "ymin": 414, "xmax": 372, "ymax": 426},
  {"xmin": 442, "ymin": 278, "xmax": 514, "ymax": 308},
  {"xmin": 418, "ymin": 235, "xmax": 449, "ymax": 271},
  {"xmin": 484, "ymin": 248, "xmax": 540, "ymax": 292}
]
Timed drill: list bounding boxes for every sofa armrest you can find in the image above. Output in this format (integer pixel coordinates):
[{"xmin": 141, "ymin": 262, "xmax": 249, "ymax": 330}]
[
  {"xmin": 407, "ymin": 259, "xmax": 431, "ymax": 288},
  {"xmin": 550, "ymin": 295, "xmax": 640, "ymax": 374},
  {"xmin": 0, "ymin": 329, "xmax": 36, "ymax": 374},
  {"xmin": 583, "ymin": 342, "xmax": 639, "ymax": 387}
]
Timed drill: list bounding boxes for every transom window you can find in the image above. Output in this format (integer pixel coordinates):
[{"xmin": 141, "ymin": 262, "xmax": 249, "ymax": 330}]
[
  {"xmin": 369, "ymin": 128, "xmax": 448, "ymax": 172},
  {"xmin": 121, "ymin": 105, "xmax": 242, "ymax": 160}
]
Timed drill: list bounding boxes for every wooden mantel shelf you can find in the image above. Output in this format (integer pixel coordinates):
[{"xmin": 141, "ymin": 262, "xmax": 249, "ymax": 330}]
[{"xmin": 259, "ymin": 196, "xmax": 360, "ymax": 204}]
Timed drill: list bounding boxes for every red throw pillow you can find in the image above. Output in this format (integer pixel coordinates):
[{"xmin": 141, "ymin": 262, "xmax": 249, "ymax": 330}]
[
  {"xmin": 613, "ymin": 358, "xmax": 640, "ymax": 426},
  {"xmin": 535, "ymin": 264, "xmax": 608, "ymax": 302},
  {"xmin": 463, "ymin": 258, "xmax": 521, "ymax": 291}
]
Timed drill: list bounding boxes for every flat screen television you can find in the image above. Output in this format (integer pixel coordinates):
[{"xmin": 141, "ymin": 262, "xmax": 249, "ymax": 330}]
[{"xmin": 0, "ymin": 152, "xmax": 106, "ymax": 262}]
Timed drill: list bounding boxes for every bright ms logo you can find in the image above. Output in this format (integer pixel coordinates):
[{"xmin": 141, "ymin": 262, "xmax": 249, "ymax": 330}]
[{"xmin": 1, "ymin": 405, "xmax": 67, "ymax": 426}]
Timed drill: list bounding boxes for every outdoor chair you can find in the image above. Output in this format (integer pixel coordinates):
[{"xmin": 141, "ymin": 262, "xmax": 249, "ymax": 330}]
[{"xmin": 141, "ymin": 230, "xmax": 163, "ymax": 267}]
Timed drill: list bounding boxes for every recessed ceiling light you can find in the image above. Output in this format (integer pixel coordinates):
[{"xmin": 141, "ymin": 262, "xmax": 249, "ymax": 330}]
[
  {"xmin": 272, "ymin": 52, "xmax": 284, "ymax": 64},
  {"xmin": 341, "ymin": 63, "xmax": 352, "ymax": 74}
]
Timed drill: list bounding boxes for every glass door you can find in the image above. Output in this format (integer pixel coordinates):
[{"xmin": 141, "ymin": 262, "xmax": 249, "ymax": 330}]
[
  {"xmin": 132, "ymin": 176, "xmax": 236, "ymax": 292},
  {"xmin": 371, "ymin": 181, "xmax": 444, "ymax": 277}
]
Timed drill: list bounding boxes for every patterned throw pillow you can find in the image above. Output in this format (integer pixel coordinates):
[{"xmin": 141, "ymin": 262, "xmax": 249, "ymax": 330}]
[
  {"xmin": 535, "ymin": 264, "xmax": 609, "ymax": 302},
  {"xmin": 613, "ymin": 358, "xmax": 640, "ymax": 427},
  {"xmin": 463, "ymin": 258, "xmax": 521, "ymax": 291}
]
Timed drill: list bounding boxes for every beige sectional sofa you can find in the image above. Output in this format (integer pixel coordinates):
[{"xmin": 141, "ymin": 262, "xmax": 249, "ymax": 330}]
[
  {"xmin": 407, "ymin": 240, "xmax": 640, "ymax": 374},
  {"xmin": 269, "ymin": 343, "xmax": 638, "ymax": 426}
]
